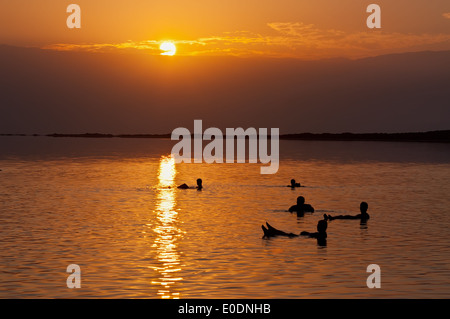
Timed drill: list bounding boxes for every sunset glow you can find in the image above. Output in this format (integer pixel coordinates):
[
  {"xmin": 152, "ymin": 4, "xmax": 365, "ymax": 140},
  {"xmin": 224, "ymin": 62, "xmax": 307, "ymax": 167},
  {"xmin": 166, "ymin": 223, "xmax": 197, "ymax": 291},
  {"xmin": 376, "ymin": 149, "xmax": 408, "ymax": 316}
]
[
  {"xmin": 159, "ymin": 42, "xmax": 177, "ymax": 56},
  {"xmin": 1, "ymin": 0, "xmax": 450, "ymax": 302},
  {"xmin": 1, "ymin": 1, "xmax": 448, "ymax": 59}
]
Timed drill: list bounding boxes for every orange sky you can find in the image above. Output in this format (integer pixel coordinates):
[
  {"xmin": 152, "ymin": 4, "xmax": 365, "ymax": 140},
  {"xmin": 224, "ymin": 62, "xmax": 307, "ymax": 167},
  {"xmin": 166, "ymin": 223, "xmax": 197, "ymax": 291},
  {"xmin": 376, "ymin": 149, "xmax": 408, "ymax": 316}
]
[{"xmin": 1, "ymin": 0, "xmax": 449, "ymax": 59}]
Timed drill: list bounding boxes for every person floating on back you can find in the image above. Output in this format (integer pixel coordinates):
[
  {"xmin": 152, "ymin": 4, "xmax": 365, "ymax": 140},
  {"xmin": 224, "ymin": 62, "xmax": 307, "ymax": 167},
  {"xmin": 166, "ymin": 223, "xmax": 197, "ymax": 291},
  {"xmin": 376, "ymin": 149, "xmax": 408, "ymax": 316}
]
[
  {"xmin": 287, "ymin": 179, "xmax": 301, "ymax": 188},
  {"xmin": 324, "ymin": 202, "xmax": 370, "ymax": 221},
  {"xmin": 288, "ymin": 196, "xmax": 315, "ymax": 216},
  {"xmin": 261, "ymin": 220, "xmax": 327, "ymax": 241},
  {"xmin": 177, "ymin": 178, "xmax": 203, "ymax": 190}
]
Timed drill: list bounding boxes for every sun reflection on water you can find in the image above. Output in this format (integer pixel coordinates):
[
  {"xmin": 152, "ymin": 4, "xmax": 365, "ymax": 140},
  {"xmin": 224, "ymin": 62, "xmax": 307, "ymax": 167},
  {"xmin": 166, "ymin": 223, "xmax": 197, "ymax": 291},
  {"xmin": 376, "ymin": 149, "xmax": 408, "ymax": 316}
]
[{"xmin": 151, "ymin": 155, "xmax": 183, "ymax": 299}]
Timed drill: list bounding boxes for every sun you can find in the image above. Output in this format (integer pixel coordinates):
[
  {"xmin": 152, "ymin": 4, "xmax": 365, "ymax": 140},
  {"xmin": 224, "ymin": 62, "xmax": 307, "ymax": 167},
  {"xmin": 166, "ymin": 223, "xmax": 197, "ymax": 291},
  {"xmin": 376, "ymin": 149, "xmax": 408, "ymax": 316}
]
[{"xmin": 160, "ymin": 41, "xmax": 177, "ymax": 56}]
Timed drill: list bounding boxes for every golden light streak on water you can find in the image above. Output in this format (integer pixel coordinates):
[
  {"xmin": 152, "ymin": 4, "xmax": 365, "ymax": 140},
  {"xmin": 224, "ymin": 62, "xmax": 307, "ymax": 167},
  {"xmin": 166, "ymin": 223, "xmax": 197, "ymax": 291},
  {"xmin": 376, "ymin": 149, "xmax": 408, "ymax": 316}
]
[{"xmin": 151, "ymin": 155, "xmax": 183, "ymax": 299}]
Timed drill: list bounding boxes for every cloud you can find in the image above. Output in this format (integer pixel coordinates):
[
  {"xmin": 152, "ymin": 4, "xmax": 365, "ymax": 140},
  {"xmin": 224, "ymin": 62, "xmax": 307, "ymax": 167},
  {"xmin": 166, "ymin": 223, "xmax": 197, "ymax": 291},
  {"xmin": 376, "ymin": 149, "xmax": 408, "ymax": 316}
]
[
  {"xmin": 443, "ymin": 12, "xmax": 450, "ymax": 19},
  {"xmin": 42, "ymin": 22, "xmax": 450, "ymax": 59},
  {"xmin": 267, "ymin": 22, "xmax": 450, "ymax": 47},
  {"xmin": 267, "ymin": 22, "xmax": 345, "ymax": 40}
]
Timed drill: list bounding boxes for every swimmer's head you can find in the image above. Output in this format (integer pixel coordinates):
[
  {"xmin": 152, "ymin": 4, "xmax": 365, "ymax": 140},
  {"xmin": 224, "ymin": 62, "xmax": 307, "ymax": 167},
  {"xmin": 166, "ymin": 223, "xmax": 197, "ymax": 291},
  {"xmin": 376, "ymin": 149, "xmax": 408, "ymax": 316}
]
[
  {"xmin": 291, "ymin": 179, "xmax": 296, "ymax": 186},
  {"xmin": 360, "ymin": 201, "xmax": 368, "ymax": 213},
  {"xmin": 197, "ymin": 178, "xmax": 203, "ymax": 187},
  {"xmin": 317, "ymin": 220, "xmax": 328, "ymax": 233},
  {"xmin": 297, "ymin": 196, "xmax": 305, "ymax": 205}
]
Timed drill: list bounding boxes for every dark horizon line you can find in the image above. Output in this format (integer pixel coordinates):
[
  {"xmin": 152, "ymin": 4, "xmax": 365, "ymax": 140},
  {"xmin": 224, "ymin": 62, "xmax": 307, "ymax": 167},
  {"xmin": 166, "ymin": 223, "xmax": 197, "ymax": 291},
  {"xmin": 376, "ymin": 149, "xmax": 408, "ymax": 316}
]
[
  {"xmin": 1, "ymin": 130, "xmax": 449, "ymax": 143},
  {"xmin": 2, "ymin": 43, "xmax": 450, "ymax": 60}
]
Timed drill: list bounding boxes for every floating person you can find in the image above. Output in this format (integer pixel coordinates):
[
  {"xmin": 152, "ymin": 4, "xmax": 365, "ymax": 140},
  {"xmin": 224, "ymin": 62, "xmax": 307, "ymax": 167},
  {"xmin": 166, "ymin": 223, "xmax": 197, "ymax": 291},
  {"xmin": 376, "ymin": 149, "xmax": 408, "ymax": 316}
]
[
  {"xmin": 262, "ymin": 222, "xmax": 297, "ymax": 238},
  {"xmin": 261, "ymin": 220, "xmax": 327, "ymax": 246},
  {"xmin": 287, "ymin": 179, "xmax": 301, "ymax": 188},
  {"xmin": 324, "ymin": 202, "xmax": 370, "ymax": 221},
  {"xmin": 299, "ymin": 220, "xmax": 328, "ymax": 239},
  {"xmin": 177, "ymin": 178, "xmax": 203, "ymax": 190},
  {"xmin": 288, "ymin": 196, "xmax": 315, "ymax": 216},
  {"xmin": 303, "ymin": 220, "xmax": 327, "ymax": 246}
]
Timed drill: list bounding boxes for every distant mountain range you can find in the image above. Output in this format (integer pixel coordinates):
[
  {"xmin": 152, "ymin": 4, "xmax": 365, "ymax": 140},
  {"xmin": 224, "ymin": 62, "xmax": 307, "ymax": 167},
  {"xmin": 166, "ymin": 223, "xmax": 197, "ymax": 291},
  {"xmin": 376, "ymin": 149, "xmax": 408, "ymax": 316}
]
[{"xmin": 1, "ymin": 45, "xmax": 449, "ymax": 134}]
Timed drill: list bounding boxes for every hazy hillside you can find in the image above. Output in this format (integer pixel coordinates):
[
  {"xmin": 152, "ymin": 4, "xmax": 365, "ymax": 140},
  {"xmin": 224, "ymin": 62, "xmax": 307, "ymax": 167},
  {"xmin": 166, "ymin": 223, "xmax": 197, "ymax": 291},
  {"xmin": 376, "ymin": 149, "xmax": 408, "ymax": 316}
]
[{"xmin": 0, "ymin": 45, "xmax": 449, "ymax": 134}]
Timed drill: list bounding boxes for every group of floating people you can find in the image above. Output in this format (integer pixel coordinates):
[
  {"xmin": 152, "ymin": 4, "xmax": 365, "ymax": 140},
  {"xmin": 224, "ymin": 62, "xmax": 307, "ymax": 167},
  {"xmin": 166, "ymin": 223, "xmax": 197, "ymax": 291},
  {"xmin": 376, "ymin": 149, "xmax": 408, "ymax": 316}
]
[
  {"xmin": 263, "ymin": 180, "xmax": 370, "ymax": 246},
  {"xmin": 175, "ymin": 177, "xmax": 370, "ymax": 246}
]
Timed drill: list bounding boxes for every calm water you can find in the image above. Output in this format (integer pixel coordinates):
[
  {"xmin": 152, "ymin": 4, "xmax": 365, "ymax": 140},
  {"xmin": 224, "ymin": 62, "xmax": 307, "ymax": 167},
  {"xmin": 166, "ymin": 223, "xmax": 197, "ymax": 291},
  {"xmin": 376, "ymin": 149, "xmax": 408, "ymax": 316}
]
[{"xmin": 0, "ymin": 136, "xmax": 449, "ymax": 298}]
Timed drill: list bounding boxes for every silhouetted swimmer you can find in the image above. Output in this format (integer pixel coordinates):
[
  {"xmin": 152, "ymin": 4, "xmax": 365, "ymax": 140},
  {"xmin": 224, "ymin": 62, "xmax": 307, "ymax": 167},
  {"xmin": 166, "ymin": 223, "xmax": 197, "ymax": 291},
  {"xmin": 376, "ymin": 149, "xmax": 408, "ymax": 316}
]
[
  {"xmin": 287, "ymin": 179, "xmax": 301, "ymax": 188},
  {"xmin": 288, "ymin": 196, "xmax": 315, "ymax": 216},
  {"xmin": 324, "ymin": 202, "xmax": 370, "ymax": 221},
  {"xmin": 196, "ymin": 178, "xmax": 203, "ymax": 190},
  {"xmin": 261, "ymin": 220, "xmax": 327, "ymax": 246},
  {"xmin": 177, "ymin": 178, "xmax": 203, "ymax": 190},
  {"xmin": 300, "ymin": 220, "xmax": 328, "ymax": 239}
]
